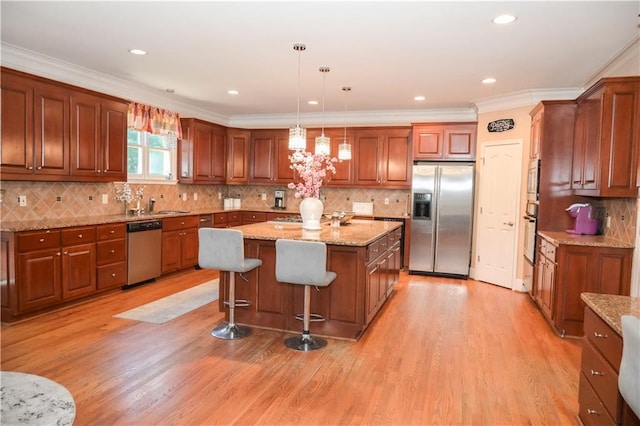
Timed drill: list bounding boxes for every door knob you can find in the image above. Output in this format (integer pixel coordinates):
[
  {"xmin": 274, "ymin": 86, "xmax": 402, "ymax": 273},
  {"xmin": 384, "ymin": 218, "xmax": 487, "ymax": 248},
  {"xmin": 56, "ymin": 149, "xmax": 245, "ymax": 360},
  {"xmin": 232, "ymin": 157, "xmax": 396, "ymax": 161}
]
[{"xmin": 503, "ymin": 221, "xmax": 514, "ymax": 227}]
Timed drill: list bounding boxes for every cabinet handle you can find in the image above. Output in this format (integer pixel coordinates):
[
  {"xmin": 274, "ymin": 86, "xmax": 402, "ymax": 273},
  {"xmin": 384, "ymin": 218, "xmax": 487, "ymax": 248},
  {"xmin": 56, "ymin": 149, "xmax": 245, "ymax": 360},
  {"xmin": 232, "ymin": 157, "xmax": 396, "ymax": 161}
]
[
  {"xmin": 587, "ymin": 409, "xmax": 600, "ymax": 415},
  {"xmin": 37, "ymin": 166, "xmax": 42, "ymax": 170},
  {"xmin": 64, "ymin": 251, "xmax": 68, "ymax": 255},
  {"xmin": 110, "ymin": 249, "xmax": 115, "ymax": 254},
  {"xmin": 39, "ymin": 238, "xmax": 45, "ymax": 243},
  {"xmin": 77, "ymin": 234, "xmax": 83, "ymax": 238},
  {"xmin": 57, "ymin": 252, "xmax": 61, "ymax": 256},
  {"xmin": 590, "ymin": 369, "xmax": 604, "ymax": 376},
  {"xmin": 369, "ymin": 267, "xmax": 378, "ymax": 275},
  {"xmin": 111, "ymin": 273, "xmax": 116, "ymax": 277},
  {"xmin": 109, "ymin": 230, "xmax": 115, "ymax": 234},
  {"xmin": 593, "ymin": 332, "xmax": 608, "ymax": 339},
  {"xmin": 97, "ymin": 169, "xmax": 101, "ymax": 173},
  {"xmin": 27, "ymin": 165, "xmax": 33, "ymax": 170}
]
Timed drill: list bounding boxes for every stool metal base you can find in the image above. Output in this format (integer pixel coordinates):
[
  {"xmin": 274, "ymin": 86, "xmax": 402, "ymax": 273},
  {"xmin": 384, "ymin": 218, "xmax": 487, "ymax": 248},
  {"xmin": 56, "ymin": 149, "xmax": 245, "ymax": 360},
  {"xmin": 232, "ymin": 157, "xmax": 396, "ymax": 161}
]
[
  {"xmin": 211, "ymin": 322, "xmax": 251, "ymax": 340},
  {"xmin": 284, "ymin": 333, "xmax": 327, "ymax": 351}
]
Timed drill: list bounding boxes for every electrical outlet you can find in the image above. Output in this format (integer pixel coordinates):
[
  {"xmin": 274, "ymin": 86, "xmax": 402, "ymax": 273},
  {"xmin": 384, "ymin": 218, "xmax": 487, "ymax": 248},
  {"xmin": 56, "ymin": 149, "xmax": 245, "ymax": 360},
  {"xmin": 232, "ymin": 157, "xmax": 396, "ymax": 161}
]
[
  {"xmin": 102, "ymin": 194, "xmax": 108, "ymax": 204},
  {"xmin": 18, "ymin": 195, "xmax": 27, "ymax": 207},
  {"xmin": 261, "ymin": 193, "xmax": 267, "ymax": 201},
  {"xmin": 384, "ymin": 198, "xmax": 389, "ymax": 205},
  {"xmin": 193, "ymin": 193, "xmax": 198, "ymax": 201},
  {"xmin": 606, "ymin": 216, "xmax": 612, "ymax": 228},
  {"xmin": 181, "ymin": 193, "xmax": 187, "ymax": 201},
  {"xmin": 218, "ymin": 192, "xmax": 222, "ymax": 200}
]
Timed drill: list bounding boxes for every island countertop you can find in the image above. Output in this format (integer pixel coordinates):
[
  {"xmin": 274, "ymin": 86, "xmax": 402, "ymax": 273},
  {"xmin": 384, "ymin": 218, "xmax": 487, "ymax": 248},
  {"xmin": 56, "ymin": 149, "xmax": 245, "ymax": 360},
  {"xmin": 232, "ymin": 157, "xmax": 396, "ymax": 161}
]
[
  {"xmin": 581, "ymin": 293, "xmax": 640, "ymax": 335},
  {"xmin": 235, "ymin": 219, "xmax": 403, "ymax": 246}
]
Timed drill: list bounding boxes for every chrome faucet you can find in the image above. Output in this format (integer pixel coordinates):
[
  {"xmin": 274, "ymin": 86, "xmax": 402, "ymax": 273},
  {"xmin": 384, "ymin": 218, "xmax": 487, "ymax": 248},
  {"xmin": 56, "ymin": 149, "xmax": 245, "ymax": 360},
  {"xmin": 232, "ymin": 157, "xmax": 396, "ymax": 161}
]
[{"xmin": 148, "ymin": 197, "xmax": 156, "ymax": 213}]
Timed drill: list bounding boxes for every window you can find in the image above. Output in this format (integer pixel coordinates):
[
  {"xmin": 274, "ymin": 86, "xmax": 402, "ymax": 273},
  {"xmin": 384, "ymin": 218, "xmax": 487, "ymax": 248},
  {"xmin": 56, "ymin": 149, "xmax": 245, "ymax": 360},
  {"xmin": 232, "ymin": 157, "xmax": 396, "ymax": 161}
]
[{"xmin": 127, "ymin": 129, "xmax": 177, "ymax": 183}]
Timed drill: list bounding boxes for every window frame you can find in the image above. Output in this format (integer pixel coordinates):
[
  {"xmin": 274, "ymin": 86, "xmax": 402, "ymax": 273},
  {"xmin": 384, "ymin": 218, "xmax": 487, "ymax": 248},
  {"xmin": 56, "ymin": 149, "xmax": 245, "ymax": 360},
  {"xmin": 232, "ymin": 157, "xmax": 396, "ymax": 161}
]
[{"xmin": 127, "ymin": 129, "xmax": 178, "ymax": 185}]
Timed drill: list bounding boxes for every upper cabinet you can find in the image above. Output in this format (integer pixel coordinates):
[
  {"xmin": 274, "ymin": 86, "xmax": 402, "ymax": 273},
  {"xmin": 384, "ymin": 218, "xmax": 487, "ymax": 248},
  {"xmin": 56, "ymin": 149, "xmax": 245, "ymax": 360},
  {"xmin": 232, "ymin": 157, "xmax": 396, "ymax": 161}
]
[
  {"xmin": 412, "ymin": 123, "xmax": 477, "ymax": 161},
  {"xmin": 571, "ymin": 77, "xmax": 640, "ymax": 197},
  {"xmin": 179, "ymin": 118, "xmax": 227, "ymax": 184},
  {"xmin": 354, "ymin": 127, "xmax": 411, "ymax": 189},
  {"xmin": 249, "ymin": 129, "xmax": 294, "ymax": 185},
  {"xmin": 305, "ymin": 128, "xmax": 355, "ymax": 187},
  {"xmin": 1, "ymin": 68, "xmax": 128, "ymax": 182},
  {"xmin": 226, "ymin": 128, "xmax": 250, "ymax": 185}
]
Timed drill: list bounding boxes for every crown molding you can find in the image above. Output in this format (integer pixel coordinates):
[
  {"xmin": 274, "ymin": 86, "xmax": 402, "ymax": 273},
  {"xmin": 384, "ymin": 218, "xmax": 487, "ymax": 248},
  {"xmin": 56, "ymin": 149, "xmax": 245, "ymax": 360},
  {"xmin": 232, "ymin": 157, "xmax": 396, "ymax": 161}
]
[{"xmin": 474, "ymin": 88, "xmax": 584, "ymax": 114}]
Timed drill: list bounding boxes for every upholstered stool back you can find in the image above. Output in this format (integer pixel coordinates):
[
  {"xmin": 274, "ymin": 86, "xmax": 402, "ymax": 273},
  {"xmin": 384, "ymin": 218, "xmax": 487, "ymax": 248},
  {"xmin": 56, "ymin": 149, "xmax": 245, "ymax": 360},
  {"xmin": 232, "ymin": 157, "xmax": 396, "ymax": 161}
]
[{"xmin": 619, "ymin": 315, "xmax": 640, "ymax": 418}]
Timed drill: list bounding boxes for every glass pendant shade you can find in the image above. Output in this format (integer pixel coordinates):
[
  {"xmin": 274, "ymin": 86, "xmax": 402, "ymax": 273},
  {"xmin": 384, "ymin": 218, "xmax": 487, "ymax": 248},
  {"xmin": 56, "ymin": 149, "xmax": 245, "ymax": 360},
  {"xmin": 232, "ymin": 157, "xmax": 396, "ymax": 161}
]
[
  {"xmin": 338, "ymin": 141, "xmax": 352, "ymax": 160},
  {"xmin": 315, "ymin": 134, "xmax": 330, "ymax": 156},
  {"xmin": 289, "ymin": 126, "xmax": 307, "ymax": 151}
]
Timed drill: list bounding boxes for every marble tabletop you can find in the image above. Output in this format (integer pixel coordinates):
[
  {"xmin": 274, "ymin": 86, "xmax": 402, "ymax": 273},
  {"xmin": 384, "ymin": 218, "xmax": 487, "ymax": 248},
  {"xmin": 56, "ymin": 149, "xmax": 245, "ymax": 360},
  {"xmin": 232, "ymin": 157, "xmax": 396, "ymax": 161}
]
[
  {"xmin": 581, "ymin": 292, "xmax": 640, "ymax": 335},
  {"xmin": 538, "ymin": 230, "xmax": 634, "ymax": 249},
  {"xmin": 236, "ymin": 219, "xmax": 403, "ymax": 246}
]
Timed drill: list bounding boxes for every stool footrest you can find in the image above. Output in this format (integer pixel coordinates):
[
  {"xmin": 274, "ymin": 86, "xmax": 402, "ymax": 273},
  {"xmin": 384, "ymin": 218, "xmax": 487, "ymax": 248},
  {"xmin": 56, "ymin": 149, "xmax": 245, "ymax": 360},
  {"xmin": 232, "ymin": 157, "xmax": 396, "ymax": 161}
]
[
  {"xmin": 294, "ymin": 313, "xmax": 325, "ymax": 322},
  {"xmin": 223, "ymin": 299, "xmax": 251, "ymax": 308}
]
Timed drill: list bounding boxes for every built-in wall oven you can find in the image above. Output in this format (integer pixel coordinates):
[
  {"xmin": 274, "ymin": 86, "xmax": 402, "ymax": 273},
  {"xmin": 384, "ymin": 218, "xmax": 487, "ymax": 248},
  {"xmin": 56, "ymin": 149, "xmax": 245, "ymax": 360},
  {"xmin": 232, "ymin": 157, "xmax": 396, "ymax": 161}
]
[{"xmin": 527, "ymin": 159, "xmax": 540, "ymax": 202}]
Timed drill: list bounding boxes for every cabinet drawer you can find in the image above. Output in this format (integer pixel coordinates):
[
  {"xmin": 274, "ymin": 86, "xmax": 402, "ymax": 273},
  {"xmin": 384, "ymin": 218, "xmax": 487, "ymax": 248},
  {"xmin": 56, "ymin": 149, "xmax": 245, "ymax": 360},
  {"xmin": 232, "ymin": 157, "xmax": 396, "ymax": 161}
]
[
  {"xmin": 97, "ymin": 223, "xmax": 125, "ymax": 241},
  {"xmin": 213, "ymin": 212, "xmax": 228, "ymax": 225},
  {"xmin": 242, "ymin": 212, "xmax": 266, "ymax": 223},
  {"xmin": 97, "ymin": 262, "xmax": 127, "ymax": 290},
  {"xmin": 228, "ymin": 212, "xmax": 242, "ymax": 224},
  {"xmin": 17, "ymin": 230, "xmax": 61, "ymax": 251},
  {"xmin": 162, "ymin": 216, "xmax": 199, "ymax": 231},
  {"xmin": 367, "ymin": 240, "xmax": 380, "ymax": 263},
  {"xmin": 584, "ymin": 307, "xmax": 623, "ymax": 371},
  {"xmin": 581, "ymin": 340, "xmax": 622, "ymax": 422},
  {"xmin": 96, "ymin": 239, "xmax": 126, "ymax": 265},
  {"xmin": 579, "ymin": 373, "xmax": 616, "ymax": 426},
  {"xmin": 61, "ymin": 226, "xmax": 96, "ymax": 246},
  {"xmin": 378, "ymin": 235, "xmax": 388, "ymax": 252}
]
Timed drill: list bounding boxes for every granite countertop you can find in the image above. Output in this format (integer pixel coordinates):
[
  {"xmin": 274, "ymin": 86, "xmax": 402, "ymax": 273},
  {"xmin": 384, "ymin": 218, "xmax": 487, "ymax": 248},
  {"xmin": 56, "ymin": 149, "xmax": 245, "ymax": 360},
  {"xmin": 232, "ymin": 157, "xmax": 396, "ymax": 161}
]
[
  {"xmin": 581, "ymin": 293, "xmax": 640, "ymax": 335},
  {"xmin": 236, "ymin": 219, "xmax": 403, "ymax": 246},
  {"xmin": 538, "ymin": 230, "xmax": 634, "ymax": 249},
  {"xmin": 0, "ymin": 208, "xmax": 408, "ymax": 233}
]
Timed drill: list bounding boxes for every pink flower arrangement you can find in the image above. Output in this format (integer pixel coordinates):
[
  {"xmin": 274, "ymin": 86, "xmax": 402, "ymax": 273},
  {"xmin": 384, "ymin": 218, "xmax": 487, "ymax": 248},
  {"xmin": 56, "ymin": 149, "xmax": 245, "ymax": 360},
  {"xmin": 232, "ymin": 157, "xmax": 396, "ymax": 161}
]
[{"xmin": 288, "ymin": 150, "xmax": 337, "ymax": 198}]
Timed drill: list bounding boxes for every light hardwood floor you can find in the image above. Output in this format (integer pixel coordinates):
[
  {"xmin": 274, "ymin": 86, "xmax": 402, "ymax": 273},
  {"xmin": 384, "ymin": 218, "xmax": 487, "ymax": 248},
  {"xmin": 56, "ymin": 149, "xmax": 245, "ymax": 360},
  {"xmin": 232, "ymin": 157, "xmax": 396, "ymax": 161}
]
[{"xmin": 1, "ymin": 269, "xmax": 582, "ymax": 425}]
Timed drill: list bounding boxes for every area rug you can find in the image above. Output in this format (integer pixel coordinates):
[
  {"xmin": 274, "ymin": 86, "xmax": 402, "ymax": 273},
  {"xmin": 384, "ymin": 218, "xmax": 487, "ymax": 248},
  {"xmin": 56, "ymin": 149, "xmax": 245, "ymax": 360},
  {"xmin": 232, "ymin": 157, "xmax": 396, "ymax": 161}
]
[
  {"xmin": 114, "ymin": 279, "xmax": 219, "ymax": 324},
  {"xmin": 0, "ymin": 371, "xmax": 76, "ymax": 426}
]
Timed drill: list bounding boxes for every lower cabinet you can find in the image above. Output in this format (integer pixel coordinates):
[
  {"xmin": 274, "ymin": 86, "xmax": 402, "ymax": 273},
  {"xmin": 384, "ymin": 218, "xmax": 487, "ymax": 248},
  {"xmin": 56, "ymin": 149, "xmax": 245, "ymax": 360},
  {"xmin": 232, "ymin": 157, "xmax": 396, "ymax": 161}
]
[
  {"xmin": 96, "ymin": 223, "xmax": 126, "ymax": 290},
  {"xmin": 161, "ymin": 216, "xmax": 199, "ymax": 274},
  {"xmin": 364, "ymin": 232, "xmax": 401, "ymax": 325},
  {"xmin": 534, "ymin": 234, "xmax": 632, "ymax": 337}
]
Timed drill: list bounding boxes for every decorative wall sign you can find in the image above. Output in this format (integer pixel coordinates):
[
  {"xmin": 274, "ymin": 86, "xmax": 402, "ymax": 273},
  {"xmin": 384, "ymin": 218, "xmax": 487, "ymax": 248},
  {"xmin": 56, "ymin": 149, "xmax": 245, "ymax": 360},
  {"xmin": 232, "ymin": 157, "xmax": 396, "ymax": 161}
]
[{"xmin": 487, "ymin": 118, "xmax": 515, "ymax": 133}]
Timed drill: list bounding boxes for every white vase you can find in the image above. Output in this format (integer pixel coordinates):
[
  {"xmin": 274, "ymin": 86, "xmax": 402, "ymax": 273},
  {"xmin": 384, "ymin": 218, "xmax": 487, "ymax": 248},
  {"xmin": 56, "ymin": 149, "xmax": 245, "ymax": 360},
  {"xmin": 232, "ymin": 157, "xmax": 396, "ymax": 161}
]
[{"xmin": 299, "ymin": 197, "xmax": 324, "ymax": 230}]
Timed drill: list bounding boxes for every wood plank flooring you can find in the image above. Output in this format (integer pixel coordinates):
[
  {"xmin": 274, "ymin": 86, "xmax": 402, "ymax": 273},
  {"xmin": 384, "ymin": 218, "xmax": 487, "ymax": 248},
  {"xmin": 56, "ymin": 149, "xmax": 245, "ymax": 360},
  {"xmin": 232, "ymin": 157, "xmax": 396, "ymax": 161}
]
[{"xmin": 1, "ymin": 269, "xmax": 582, "ymax": 425}]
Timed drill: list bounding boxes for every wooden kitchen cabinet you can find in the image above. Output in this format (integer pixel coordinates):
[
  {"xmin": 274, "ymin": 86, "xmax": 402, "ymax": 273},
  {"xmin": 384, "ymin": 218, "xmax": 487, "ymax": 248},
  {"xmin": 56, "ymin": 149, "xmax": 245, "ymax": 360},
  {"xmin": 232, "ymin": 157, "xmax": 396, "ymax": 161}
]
[
  {"xmin": 354, "ymin": 127, "xmax": 412, "ymax": 189},
  {"xmin": 571, "ymin": 77, "xmax": 640, "ymax": 197},
  {"xmin": 70, "ymin": 92, "xmax": 128, "ymax": 181},
  {"xmin": 179, "ymin": 118, "xmax": 227, "ymax": 184},
  {"xmin": 304, "ymin": 128, "xmax": 356, "ymax": 187},
  {"xmin": 534, "ymin": 234, "xmax": 632, "ymax": 337},
  {"xmin": 249, "ymin": 129, "xmax": 294, "ymax": 185},
  {"xmin": 412, "ymin": 122, "xmax": 477, "ymax": 161},
  {"xmin": 226, "ymin": 128, "xmax": 250, "ymax": 184},
  {"xmin": 96, "ymin": 223, "xmax": 126, "ymax": 290},
  {"xmin": 1, "ymin": 67, "xmax": 128, "ymax": 182},
  {"xmin": 161, "ymin": 216, "xmax": 199, "ymax": 273},
  {"xmin": 60, "ymin": 226, "xmax": 96, "ymax": 300}
]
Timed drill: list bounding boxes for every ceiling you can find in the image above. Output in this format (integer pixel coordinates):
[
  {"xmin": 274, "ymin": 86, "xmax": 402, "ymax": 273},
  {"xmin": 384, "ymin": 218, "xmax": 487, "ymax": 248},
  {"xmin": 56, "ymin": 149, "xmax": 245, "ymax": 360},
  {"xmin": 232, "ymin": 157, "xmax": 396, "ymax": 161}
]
[{"xmin": 1, "ymin": 1, "xmax": 639, "ymax": 127}]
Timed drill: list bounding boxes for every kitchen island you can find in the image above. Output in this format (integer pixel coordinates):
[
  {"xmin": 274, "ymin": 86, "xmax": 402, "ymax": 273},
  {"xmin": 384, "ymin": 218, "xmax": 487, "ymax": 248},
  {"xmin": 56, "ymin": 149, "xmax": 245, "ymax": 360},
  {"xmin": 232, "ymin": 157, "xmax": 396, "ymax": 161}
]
[{"xmin": 218, "ymin": 219, "xmax": 403, "ymax": 340}]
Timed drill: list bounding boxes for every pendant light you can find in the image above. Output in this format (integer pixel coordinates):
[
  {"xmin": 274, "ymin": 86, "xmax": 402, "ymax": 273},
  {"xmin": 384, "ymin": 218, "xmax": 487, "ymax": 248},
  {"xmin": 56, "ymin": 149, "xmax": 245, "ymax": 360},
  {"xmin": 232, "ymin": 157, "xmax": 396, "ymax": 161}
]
[
  {"xmin": 338, "ymin": 86, "xmax": 352, "ymax": 160},
  {"xmin": 288, "ymin": 43, "xmax": 307, "ymax": 151},
  {"xmin": 314, "ymin": 67, "xmax": 331, "ymax": 156}
]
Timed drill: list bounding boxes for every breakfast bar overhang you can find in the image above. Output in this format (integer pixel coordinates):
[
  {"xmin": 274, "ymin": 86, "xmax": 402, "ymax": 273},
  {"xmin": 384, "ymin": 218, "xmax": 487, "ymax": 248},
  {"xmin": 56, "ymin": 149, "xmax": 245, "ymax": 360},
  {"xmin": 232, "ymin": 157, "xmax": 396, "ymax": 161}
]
[{"xmin": 217, "ymin": 219, "xmax": 403, "ymax": 340}]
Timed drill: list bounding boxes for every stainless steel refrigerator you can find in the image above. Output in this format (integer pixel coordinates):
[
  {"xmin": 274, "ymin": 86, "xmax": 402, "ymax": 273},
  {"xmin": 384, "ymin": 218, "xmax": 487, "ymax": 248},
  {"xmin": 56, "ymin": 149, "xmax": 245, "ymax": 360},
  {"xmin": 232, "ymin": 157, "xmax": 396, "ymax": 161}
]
[{"xmin": 409, "ymin": 162, "xmax": 474, "ymax": 277}]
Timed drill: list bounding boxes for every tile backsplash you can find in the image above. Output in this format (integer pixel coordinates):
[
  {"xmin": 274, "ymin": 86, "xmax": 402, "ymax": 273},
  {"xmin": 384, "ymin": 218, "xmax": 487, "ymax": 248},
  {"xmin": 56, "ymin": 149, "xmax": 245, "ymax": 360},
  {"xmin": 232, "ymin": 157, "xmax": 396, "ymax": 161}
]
[{"xmin": 0, "ymin": 181, "xmax": 411, "ymax": 221}]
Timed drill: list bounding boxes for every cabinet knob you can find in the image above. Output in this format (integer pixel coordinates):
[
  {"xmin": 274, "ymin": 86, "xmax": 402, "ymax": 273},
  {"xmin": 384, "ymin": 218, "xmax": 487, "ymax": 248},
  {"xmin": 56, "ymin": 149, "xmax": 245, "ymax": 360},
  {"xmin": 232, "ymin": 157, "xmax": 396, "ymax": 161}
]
[
  {"xmin": 77, "ymin": 234, "xmax": 83, "ymax": 238},
  {"xmin": 27, "ymin": 166, "xmax": 33, "ymax": 170},
  {"xmin": 587, "ymin": 409, "xmax": 600, "ymax": 415},
  {"xmin": 36, "ymin": 166, "xmax": 42, "ymax": 170},
  {"xmin": 110, "ymin": 249, "xmax": 115, "ymax": 254},
  {"xmin": 97, "ymin": 169, "xmax": 101, "ymax": 173},
  {"xmin": 57, "ymin": 252, "xmax": 61, "ymax": 256},
  {"xmin": 109, "ymin": 230, "xmax": 115, "ymax": 234},
  {"xmin": 39, "ymin": 238, "xmax": 45, "ymax": 243},
  {"xmin": 590, "ymin": 369, "xmax": 604, "ymax": 376},
  {"xmin": 593, "ymin": 331, "xmax": 608, "ymax": 339},
  {"xmin": 111, "ymin": 273, "xmax": 116, "ymax": 277},
  {"xmin": 64, "ymin": 251, "xmax": 68, "ymax": 255}
]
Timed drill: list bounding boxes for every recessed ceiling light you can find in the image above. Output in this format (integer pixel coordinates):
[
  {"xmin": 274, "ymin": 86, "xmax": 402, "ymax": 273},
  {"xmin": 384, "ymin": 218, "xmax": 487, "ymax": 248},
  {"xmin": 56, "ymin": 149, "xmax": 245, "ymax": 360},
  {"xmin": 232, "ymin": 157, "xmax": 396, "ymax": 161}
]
[
  {"xmin": 128, "ymin": 49, "xmax": 147, "ymax": 55},
  {"xmin": 227, "ymin": 90, "xmax": 239, "ymax": 95},
  {"xmin": 308, "ymin": 100, "xmax": 319, "ymax": 105},
  {"xmin": 414, "ymin": 96, "xmax": 426, "ymax": 101},
  {"xmin": 482, "ymin": 77, "xmax": 497, "ymax": 84},
  {"xmin": 492, "ymin": 14, "xmax": 517, "ymax": 25}
]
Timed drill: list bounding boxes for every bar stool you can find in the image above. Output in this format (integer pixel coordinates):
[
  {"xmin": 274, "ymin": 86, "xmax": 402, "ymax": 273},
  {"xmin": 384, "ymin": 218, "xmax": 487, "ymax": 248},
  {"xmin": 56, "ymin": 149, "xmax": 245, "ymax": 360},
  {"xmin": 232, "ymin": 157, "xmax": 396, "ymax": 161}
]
[
  {"xmin": 275, "ymin": 239, "xmax": 336, "ymax": 351},
  {"xmin": 198, "ymin": 228, "xmax": 262, "ymax": 340}
]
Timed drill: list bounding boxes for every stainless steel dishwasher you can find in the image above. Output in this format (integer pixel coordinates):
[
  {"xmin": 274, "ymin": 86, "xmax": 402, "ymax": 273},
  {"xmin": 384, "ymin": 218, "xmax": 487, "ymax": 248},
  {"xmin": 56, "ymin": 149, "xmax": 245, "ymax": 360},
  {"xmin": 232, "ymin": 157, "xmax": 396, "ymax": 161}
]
[{"xmin": 126, "ymin": 219, "xmax": 163, "ymax": 287}]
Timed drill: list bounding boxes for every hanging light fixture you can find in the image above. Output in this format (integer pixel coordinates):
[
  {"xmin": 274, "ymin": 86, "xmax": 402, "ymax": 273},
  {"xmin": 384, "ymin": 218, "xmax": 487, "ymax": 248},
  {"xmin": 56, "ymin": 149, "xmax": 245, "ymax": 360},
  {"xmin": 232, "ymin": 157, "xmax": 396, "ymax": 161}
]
[
  {"xmin": 289, "ymin": 43, "xmax": 307, "ymax": 151},
  {"xmin": 315, "ymin": 67, "xmax": 331, "ymax": 156},
  {"xmin": 338, "ymin": 86, "xmax": 352, "ymax": 160}
]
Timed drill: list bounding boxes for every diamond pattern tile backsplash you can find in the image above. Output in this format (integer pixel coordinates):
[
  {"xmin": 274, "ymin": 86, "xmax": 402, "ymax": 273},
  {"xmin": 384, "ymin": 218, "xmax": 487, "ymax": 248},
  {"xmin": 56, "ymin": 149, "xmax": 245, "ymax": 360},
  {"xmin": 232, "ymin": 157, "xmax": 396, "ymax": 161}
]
[{"xmin": 0, "ymin": 181, "xmax": 412, "ymax": 221}]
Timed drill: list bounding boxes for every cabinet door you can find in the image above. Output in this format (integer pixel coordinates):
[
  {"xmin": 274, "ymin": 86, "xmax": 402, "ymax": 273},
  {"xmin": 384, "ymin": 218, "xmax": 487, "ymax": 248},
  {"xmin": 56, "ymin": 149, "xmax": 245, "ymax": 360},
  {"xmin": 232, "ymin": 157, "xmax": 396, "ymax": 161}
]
[
  {"xmin": 161, "ymin": 231, "xmax": 182, "ymax": 273},
  {"xmin": 325, "ymin": 130, "xmax": 355, "ymax": 186},
  {"xmin": 226, "ymin": 129, "xmax": 250, "ymax": 184},
  {"xmin": 70, "ymin": 92, "xmax": 101, "ymax": 177},
  {"xmin": 61, "ymin": 242, "xmax": 96, "ymax": 300},
  {"xmin": 250, "ymin": 133, "xmax": 276, "ymax": 183},
  {"xmin": 413, "ymin": 126, "xmax": 443, "ymax": 159},
  {"xmin": 18, "ymin": 248, "xmax": 62, "ymax": 312},
  {"xmin": 443, "ymin": 126, "xmax": 476, "ymax": 160},
  {"xmin": 273, "ymin": 133, "xmax": 295, "ymax": 183},
  {"xmin": 354, "ymin": 132, "xmax": 382, "ymax": 186},
  {"xmin": 1, "ymin": 71, "xmax": 34, "ymax": 176},
  {"xmin": 180, "ymin": 228, "xmax": 199, "ymax": 269},
  {"xmin": 33, "ymin": 81, "xmax": 70, "ymax": 176},
  {"xmin": 193, "ymin": 122, "xmax": 214, "ymax": 182},
  {"xmin": 101, "ymin": 99, "xmax": 127, "ymax": 180},
  {"xmin": 365, "ymin": 261, "xmax": 380, "ymax": 325},
  {"xmin": 530, "ymin": 110, "xmax": 542, "ymax": 159},
  {"xmin": 382, "ymin": 129, "xmax": 411, "ymax": 188}
]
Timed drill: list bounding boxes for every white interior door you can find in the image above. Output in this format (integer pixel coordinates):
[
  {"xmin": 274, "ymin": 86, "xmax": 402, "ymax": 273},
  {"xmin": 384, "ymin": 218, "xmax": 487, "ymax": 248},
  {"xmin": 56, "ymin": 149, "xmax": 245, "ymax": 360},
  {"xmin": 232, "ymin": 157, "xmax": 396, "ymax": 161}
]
[{"xmin": 475, "ymin": 140, "xmax": 522, "ymax": 289}]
